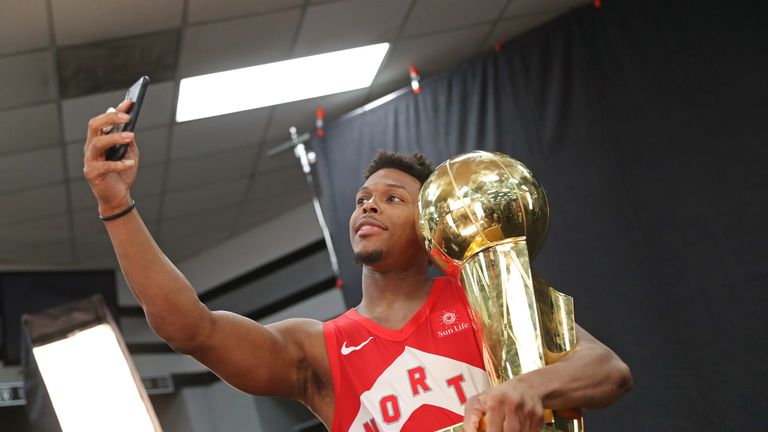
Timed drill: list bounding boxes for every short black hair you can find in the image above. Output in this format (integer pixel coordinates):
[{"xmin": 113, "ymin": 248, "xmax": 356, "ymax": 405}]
[{"xmin": 364, "ymin": 151, "xmax": 434, "ymax": 185}]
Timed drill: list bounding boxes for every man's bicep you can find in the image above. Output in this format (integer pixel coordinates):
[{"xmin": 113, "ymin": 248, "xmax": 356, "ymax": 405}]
[{"xmin": 188, "ymin": 311, "xmax": 306, "ymax": 398}]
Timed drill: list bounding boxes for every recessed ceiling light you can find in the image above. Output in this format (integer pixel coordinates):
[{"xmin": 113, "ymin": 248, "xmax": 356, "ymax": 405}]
[{"xmin": 176, "ymin": 43, "xmax": 390, "ymax": 122}]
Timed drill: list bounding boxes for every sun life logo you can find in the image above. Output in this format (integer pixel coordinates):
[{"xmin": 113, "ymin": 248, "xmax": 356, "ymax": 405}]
[
  {"xmin": 441, "ymin": 310, "xmax": 457, "ymax": 326},
  {"xmin": 435, "ymin": 308, "xmax": 470, "ymax": 338}
]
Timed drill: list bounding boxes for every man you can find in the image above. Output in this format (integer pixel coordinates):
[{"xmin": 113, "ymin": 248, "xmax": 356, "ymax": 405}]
[{"xmin": 83, "ymin": 101, "xmax": 632, "ymax": 432}]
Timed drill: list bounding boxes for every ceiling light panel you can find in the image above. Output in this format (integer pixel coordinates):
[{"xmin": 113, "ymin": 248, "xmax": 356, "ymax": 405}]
[{"xmin": 176, "ymin": 43, "xmax": 389, "ymax": 122}]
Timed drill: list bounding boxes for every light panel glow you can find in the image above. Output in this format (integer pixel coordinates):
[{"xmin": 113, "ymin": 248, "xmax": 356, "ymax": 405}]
[
  {"xmin": 33, "ymin": 324, "xmax": 158, "ymax": 432},
  {"xmin": 176, "ymin": 43, "xmax": 390, "ymax": 122}
]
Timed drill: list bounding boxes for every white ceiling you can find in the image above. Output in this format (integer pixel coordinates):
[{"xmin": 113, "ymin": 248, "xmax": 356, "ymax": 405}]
[{"xmin": 0, "ymin": 0, "xmax": 589, "ymax": 268}]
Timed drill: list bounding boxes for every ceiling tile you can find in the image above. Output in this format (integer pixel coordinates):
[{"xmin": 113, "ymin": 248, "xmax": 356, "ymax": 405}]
[
  {"xmin": 0, "ymin": 50, "xmax": 56, "ymax": 110},
  {"xmin": 75, "ymin": 236, "xmax": 118, "ymax": 267},
  {"xmin": 0, "ymin": 0, "xmax": 49, "ymax": 55},
  {"xmin": 402, "ymin": 0, "xmax": 506, "ymax": 37},
  {"xmin": 0, "ymin": 239, "xmax": 73, "ymax": 266},
  {"xmin": 51, "ymin": 0, "xmax": 184, "ymax": 46},
  {"xmin": 246, "ymin": 166, "xmax": 309, "ymax": 201},
  {"xmin": 163, "ymin": 228, "xmax": 232, "ymax": 263},
  {"xmin": 264, "ymin": 116, "xmax": 306, "ymax": 146},
  {"xmin": 134, "ymin": 126, "xmax": 170, "ymax": 166},
  {"xmin": 162, "ymin": 178, "xmax": 249, "ymax": 219},
  {"xmin": 373, "ymin": 25, "xmax": 489, "ymax": 89},
  {"xmin": 61, "ymin": 81, "xmax": 175, "ymax": 142},
  {"xmin": 0, "ymin": 214, "xmax": 69, "ymax": 247},
  {"xmin": 187, "ymin": 0, "xmax": 303, "ymax": 24},
  {"xmin": 170, "ymin": 108, "xmax": 270, "ymax": 160},
  {"xmin": 60, "ymin": 91, "xmax": 116, "ymax": 142},
  {"xmin": 159, "ymin": 206, "xmax": 239, "ymax": 259},
  {"xmin": 160, "ymin": 205, "xmax": 238, "ymax": 241},
  {"xmin": 257, "ymin": 137, "xmax": 300, "ymax": 173},
  {"xmin": 65, "ymin": 141, "xmax": 85, "ymax": 180},
  {"xmin": 234, "ymin": 191, "xmax": 311, "ymax": 233},
  {"xmin": 132, "ymin": 80, "xmax": 176, "ymax": 130},
  {"xmin": 57, "ymin": 30, "xmax": 179, "ymax": 98},
  {"xmin": 0, "ymin": 146, "xmax": 65, "ymax": 194},
  {"xmin": 134, "ymin": 194, "xmax": 163, "ymax": 223},
  {"xmin": 485, "ymin": 10, "xmax": 566, "ymax": 48},
  {"xmin": 60, "ymin": 90, "xmax": 111, "ymax": 141},
  {"xmin": 265, "ymin": 88, "xmax": 368, "ymax": 142},
  {"xmin": 180, "ymin": 9, "xmax": 300, "ymax": 77},
  {"xmin": 71, "ymin": 208, "xmax": 108, "ymax": 241},
  {"xmin": 165, "ymin": 145, "xmax": 257, "ymax": 192},
  {"xmin": 293, "ymin": 0, "xmax": 411, "ymax": 57},
  {"xmin": 0, "ymin": 103, "xmax": 60, "ymax": 156},
  {"xmin": 68, "ymin": 179, "xmax": 96, "ymax": 211},
  {"xmin": 0, "ymin": 184, "xmax": 67, "ymax": 225},
  {"xmin": 131, "ymin": 164, "xmax": 167, "ymax": 199},
  {"xmin": 504, "ymin": 0, "xmax": 589, "ymax": 18}
]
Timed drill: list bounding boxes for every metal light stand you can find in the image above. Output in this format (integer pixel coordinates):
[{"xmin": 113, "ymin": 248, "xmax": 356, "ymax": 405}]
[{"xmin": 268, "ymin": 127, "xmax": 341, "ymax": 282}]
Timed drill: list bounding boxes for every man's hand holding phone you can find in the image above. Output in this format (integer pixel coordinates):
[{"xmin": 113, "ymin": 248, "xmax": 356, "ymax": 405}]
[{"xmin": 83, "ymin": 98, "xmax": 139, "ymax": 218}]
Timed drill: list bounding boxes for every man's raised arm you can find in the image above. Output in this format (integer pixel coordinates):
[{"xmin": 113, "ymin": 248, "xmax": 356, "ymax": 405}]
[{"xmin": 81, "ymin": 101, "xmax": 322, "ymax": 401}]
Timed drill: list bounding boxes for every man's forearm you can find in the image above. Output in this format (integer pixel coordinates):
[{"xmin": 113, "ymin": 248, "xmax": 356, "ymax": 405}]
[
  {"xmin": 103, "ymin": 207, "xmax": 210, "ymax": 352},
  {"xmin": 515, "ymin": 326, "xmax": 632, "ymax": 410}
]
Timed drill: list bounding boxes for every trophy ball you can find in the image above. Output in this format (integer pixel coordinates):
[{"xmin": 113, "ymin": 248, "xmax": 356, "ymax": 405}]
[{"xmin": 417, "ymin": 150, "xmax": 549, "ymax": 272}]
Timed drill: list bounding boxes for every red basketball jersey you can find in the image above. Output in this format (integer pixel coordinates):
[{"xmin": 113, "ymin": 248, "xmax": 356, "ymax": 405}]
[{"xmin": 323, "ymin": 277, "xmax": 490, "ymax": 432}]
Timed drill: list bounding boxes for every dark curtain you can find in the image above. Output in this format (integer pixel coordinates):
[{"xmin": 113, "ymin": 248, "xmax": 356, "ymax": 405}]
[{"xmin": 312, "ymin": 0, "xmax": 768, "ymax": 429}]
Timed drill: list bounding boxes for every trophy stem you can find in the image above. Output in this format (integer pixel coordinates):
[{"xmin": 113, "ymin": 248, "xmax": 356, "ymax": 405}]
[
  {"xmin": 440, "ymin": 239, "xmax": 583, "ymax": 432},
  {"xmin": 459, "ymin": 238, "xmax": 545, "ymax": 385}
]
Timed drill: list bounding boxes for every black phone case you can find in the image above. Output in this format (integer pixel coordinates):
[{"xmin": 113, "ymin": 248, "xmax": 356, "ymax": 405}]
[{"xmin": 106, "ymin": 76, "xmax": 150, "ymax": 161}]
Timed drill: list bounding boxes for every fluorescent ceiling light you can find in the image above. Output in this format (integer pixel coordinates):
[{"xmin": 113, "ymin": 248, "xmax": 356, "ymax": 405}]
[
  {"xmin": 33, "ymin": 324, "xmax": 159, "ymax": 432},
  {"xmin": 176, "ymin": 43, "xmax": 390, "ymax": 122}
]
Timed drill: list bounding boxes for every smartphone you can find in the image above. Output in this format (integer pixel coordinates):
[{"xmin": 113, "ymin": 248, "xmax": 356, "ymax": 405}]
[{"xmin": 105, "ymin": 75, "xmax": 150, "ymax": 161}]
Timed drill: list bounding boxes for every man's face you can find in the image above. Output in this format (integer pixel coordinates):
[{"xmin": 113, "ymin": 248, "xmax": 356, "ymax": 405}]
[{"xmin": 349, "ymin": 168, "xmax": 424, "ymax": 267}]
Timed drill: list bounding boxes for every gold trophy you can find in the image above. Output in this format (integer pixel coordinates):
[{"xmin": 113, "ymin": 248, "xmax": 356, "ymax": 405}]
[{"xmin": 418, "ymin": 151, "xmax": 583, "ymax": 432}]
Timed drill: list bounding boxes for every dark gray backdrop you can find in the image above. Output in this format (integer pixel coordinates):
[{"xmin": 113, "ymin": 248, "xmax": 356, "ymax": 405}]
[{"xmin": 313, "ymin": 0, "xmax": 767, "ymax": 429}]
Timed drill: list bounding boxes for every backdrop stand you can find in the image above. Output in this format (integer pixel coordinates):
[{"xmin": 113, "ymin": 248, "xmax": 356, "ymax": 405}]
[{"xmin": 268, "ymin": 127, "xmax": 341, "ymax": 286}]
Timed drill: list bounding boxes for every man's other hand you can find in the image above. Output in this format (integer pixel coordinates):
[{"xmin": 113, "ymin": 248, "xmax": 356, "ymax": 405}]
[{"xmin": 464, "ymin": 378, "xmax": 545, "ymax": 432}]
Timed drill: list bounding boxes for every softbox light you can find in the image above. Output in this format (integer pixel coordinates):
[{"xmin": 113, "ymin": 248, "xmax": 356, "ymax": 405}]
[{"xmin": 21, "ymin": 295, "xmax": 162, "ymax": 432}]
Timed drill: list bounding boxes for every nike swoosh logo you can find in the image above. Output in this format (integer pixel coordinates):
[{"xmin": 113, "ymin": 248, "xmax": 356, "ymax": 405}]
[{"xmin": 340, "ymin": 336, "xmax": 374, "ymax": 355}]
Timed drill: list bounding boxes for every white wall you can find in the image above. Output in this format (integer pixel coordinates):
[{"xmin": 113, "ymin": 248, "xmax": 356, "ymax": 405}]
[
  {"xmin": 154, "ymin": 382, "xmax": 262, "ymax": 432},
  {"xmin": 117, "ymin": 202, "xmax": 324, "ymax": 306}
]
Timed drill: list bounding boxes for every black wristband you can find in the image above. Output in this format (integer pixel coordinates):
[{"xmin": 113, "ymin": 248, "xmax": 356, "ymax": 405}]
[{"xmin": 100, "ymin": 200, "xmax": 136, "ymax": 222}]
